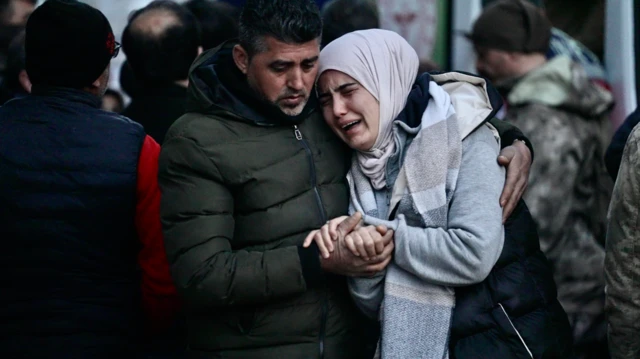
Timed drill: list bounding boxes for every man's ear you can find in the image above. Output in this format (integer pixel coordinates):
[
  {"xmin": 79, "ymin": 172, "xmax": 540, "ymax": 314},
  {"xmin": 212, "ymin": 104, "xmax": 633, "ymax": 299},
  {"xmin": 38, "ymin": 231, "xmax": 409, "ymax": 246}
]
[
  {"xmin": 232, "ymin": 44, "xmax": 249, "ymax": 75},
  {"xmin": 18, "ymin": 69, "xmax": 32, "ymax": 93}
]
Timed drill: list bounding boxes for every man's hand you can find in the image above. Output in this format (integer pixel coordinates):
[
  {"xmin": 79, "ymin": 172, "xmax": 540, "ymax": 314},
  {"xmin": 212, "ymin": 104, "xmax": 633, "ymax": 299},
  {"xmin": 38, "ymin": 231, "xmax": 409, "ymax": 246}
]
[
  {"xmin": 320, "ymin": 212, "xmax": 394, "ymax": 277},
  {"xmin": 320, "ymin": 228, "xmax": 394, "ymax": 277},
  {"xmin": 302, "ymin": 216, "xmax": 349, "ymax": 258},
  {"xmin": 498, "ymin": 140, "xmax": 531, "ymax": 222},
  {"xmin": 335, "ymin": 212, "xmax": 363, "ymax": 240}
]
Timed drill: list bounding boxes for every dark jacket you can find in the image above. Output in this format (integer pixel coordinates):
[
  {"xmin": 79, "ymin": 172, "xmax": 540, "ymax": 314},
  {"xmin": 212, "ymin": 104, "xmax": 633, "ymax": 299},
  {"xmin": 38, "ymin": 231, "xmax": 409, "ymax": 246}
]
[
  {"xmin": 451, "ymin": 200, "xmax": 574, "ymax": 358},
  {"xmin": 605, "ymin": 107, "xmax": 640, "ymax": 180},
  {"xmin": 158, "ymin": 44, "xmax": 378, "ymax": 359},
  {"xmin": 0, "ymin": 86, "xmax": 147, "ymax": 357},
  {"xmin": 122, "ymin": 83, "xmax": 187, "ymax": 145}
]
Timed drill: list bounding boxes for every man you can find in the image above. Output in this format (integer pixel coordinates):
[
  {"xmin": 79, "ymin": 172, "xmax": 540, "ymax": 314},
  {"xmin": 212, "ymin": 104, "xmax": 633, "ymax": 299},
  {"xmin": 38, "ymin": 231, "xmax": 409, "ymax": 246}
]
[
  {"xmin": 159, "ymin": 0, "xmax": 533, "ymax": 358},
  {"xmin": 184, "ymin": 0, "xmax": 239, "ymax": 50},
  {"xmin": 0, "ymin": 1, "xmax": 179, "ymax": 357},
  {"xmin": 469, "ymin": 1, "xmax": 614, "ymax": 358},
  {"xmin": 605, "ymin": 123, "xmax": 640, "ymax": 359},
  {"xmin": 122, "ymin": 0, "xmax": 202, "ymax": 145}
]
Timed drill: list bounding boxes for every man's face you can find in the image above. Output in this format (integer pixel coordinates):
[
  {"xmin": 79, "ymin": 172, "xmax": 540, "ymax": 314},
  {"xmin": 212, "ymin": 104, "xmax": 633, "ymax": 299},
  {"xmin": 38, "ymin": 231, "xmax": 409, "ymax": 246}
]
[
  {"xmin": 475, "ymin": 46, "xmax": 515, "ymax": 84},
  {"xmin": 243, "ymin": 36, "xmax": 320, "ymax": 116}
]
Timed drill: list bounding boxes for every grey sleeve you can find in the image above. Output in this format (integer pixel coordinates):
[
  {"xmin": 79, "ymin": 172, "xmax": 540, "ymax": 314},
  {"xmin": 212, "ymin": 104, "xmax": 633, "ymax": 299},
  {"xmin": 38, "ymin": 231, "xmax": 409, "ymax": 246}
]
[
  {"xmin": 391, "ymin": 125, "xmax": 506, "ymax": 286},
  {"xmin": 347, "ymin": 271, "xmax": 386, "ymax": 320}
]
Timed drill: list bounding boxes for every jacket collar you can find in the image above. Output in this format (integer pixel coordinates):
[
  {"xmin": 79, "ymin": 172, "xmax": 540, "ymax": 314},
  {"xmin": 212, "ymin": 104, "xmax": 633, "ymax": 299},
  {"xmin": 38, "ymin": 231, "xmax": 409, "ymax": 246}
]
[
  {"xmin": 394, "ymin": 71, "xmax": 502, "ymax": 135},
  {"xmin": 31, "ymin": 85, "xmax": 102, "ymax": 108}
]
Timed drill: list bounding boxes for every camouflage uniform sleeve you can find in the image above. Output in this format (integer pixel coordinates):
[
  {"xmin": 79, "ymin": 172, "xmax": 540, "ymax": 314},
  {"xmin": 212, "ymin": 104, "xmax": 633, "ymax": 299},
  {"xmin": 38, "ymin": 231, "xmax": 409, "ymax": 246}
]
[
  {"xmin": 510, "ymin": 108, "xmax": 583, "ymax": 253},
  {"xmin": 605, "ymin": 125, "xmax": 640, "ymax": 359},
  {"xmin": 488, "ymin": 117, "xmax": 535, "ymax": 159}
]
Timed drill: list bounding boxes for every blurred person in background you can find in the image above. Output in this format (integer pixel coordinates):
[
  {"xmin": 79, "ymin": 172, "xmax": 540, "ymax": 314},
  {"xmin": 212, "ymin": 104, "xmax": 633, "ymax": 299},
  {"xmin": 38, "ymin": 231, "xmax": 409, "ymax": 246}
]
[
  {"xmin": 102, "ymin": 88, "xmax": 124, "ymax": 113},
  {"xmin": 0, "ymin": 0, "xmax": 180, "ymax": 357},
  {"xmin": 321, "ymin": 0, "xmax": 379, "ymax": 47},
  {"xmin": 122, "ymin": 0, "xmax": 202, "ymax": 145},
  {"xmin": 0, "ymin": 0, "xmax": 34, "ymax": 26},
  {"xmin": 184, "ymin": 0, "xmax": 238, "ymax": 50},
  {"xmin": 470, "ymin": 1, "xmax": 614, "ymax": 358},
  {"xmin": 605, "ymin": 121, "xmax": 640, "ymax": 359},
  {"xmin": 0, "ymin": 29, "xmax": 29, "ymax": 104},
  {"xmin": 484, "ymin": 0, "xmax": 608, "ymax": 87},
  {"xmin": 546, "ymin": 26, "xmax": 608, "ymax": 89},
  {"xmin": 0, "ymin": 0, "xmax": 35, "ymax": 84}
]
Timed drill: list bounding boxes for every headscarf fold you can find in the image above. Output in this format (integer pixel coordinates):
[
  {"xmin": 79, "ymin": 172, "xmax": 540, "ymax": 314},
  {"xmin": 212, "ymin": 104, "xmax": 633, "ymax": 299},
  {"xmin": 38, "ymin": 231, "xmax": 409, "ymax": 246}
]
[{"xmin": 318, "ymin": 30, "xmax": 419, "ymax": 189}]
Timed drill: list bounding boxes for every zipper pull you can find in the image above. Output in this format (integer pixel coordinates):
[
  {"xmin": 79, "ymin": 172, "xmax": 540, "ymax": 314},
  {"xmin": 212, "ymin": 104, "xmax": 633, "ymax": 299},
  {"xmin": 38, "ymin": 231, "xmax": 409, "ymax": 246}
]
[{"xmin": 294, "ymin": 125, "xmax": 303, "ymax": 140}]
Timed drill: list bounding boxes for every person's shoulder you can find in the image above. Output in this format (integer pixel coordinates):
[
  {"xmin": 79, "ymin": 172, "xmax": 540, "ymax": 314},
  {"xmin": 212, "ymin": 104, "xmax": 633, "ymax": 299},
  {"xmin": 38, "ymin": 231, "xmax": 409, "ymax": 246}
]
[
  {"xmin": 507, "ymin": 103, "xmax": 573, "ymax": 133},
  {"xmin": 462, "ymin": 123, "xmax": 501, "ymax": 153},
  {"xmin": 163, "ymin": 110, "xmax": 245, "ymax": 148},
  {"xmin": 98, "ymin": 109, "xmax": 144, "ymax": 133}
]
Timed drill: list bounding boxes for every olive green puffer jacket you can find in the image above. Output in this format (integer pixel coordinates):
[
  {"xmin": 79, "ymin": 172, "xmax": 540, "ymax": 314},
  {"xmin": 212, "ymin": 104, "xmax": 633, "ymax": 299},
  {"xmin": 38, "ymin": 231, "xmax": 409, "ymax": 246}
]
[{"xmin": 158, "ymin": 44, "xmax": 377, "ymax": 359}]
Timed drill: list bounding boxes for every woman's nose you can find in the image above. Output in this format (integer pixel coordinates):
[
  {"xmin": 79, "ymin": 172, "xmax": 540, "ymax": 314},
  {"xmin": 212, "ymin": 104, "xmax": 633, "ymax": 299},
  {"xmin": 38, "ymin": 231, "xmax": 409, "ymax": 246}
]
[{"xmin": 332, "ymin": 98, "xmax": 348, "ymax": 118}]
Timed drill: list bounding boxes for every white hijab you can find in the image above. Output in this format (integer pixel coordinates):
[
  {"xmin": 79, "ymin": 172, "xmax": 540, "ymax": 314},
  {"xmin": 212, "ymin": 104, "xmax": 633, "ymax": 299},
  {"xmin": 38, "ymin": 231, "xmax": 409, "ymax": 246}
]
[{"xmin": 318, "ymin": 29, "xmax": 419, "ymax": 189}]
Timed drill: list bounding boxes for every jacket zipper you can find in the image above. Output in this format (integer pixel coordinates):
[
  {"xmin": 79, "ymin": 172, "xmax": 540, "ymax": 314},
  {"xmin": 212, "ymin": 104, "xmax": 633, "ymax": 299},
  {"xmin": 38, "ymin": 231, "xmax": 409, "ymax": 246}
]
[
  {"xmin": 498, "ymin": 303, "xmax": 533, "ymax": 358},
  {"xmin": 294, "ymin": 125, "xmax": 328, "ymax": 223},
  {"xmin": 294, "ymin": 125, "xmax": 328, "ymax": 359}
]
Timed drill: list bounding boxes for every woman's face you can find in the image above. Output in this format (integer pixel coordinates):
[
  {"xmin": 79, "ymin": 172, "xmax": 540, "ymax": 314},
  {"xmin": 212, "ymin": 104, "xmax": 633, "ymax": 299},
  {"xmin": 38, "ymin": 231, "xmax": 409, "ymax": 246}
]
[{"xmin": 318, "ymin": 70, "xmax": 380, "ymax": 151}]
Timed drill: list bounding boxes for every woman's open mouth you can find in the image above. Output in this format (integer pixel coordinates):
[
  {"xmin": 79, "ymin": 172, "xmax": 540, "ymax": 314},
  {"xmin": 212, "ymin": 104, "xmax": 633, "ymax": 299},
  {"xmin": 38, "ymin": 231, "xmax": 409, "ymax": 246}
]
[{"xmin": 341, "ymin": 120, "xmax": 361, "ymax": 132}]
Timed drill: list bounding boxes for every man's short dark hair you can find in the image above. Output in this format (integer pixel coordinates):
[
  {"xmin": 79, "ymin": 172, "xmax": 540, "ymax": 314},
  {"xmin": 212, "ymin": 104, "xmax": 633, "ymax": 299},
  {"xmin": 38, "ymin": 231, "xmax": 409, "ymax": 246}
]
[
  {"xmin": 321, "ymin": 0, "xmax": 379, "ymax": 47},
  {"xmin": 183, "ymin": 0, "xmax": 239, "ymax": 50},
  {"xmin": 239, "ymin": 0, "xmax": 322, "ymax": 57},
  {"xmin": 122, "ymin": 0, "xmax": 201, "ymax": 85}
]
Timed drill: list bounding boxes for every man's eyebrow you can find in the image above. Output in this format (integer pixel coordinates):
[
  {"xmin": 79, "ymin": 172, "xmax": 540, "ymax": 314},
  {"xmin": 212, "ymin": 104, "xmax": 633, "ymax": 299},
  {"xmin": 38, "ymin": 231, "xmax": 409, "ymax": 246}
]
[
  {"xmin": 302, "ymin": 56, "xmax": 319, "ymax": 64},
  {"xmin": 269, "ymin": 60, "xmax": 294, "ymax": 67}
]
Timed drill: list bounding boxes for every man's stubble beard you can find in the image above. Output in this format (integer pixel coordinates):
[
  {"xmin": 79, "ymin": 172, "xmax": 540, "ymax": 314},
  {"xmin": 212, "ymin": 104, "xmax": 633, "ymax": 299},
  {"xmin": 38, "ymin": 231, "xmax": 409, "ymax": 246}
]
[{"xmin": 247, "ymin": 73, "xmax": 309, "ymax": 117}]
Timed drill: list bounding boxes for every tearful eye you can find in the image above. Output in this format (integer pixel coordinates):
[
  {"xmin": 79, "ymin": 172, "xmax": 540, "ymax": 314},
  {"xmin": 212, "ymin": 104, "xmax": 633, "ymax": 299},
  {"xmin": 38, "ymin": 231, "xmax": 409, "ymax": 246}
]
[{"xmin": 342, "ymin": 88, "xmax": 356, "ymax": 96}]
